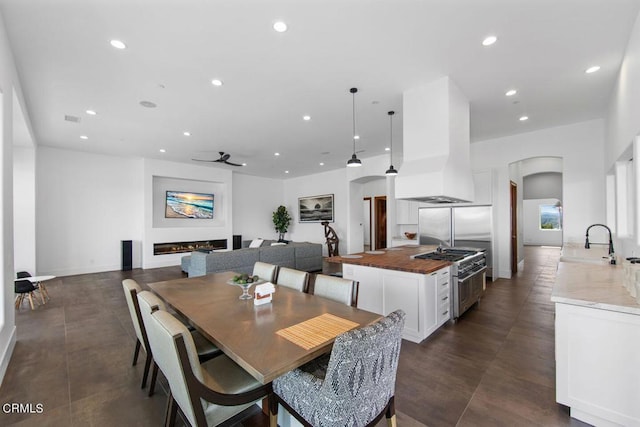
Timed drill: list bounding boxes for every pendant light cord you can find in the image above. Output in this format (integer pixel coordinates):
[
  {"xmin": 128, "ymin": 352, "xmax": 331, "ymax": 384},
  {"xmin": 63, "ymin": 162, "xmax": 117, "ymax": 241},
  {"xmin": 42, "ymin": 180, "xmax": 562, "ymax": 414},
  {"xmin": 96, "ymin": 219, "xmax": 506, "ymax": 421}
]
[{"xmin": 352, "ymin": 89, "xmax": 357, "ymax": 154}]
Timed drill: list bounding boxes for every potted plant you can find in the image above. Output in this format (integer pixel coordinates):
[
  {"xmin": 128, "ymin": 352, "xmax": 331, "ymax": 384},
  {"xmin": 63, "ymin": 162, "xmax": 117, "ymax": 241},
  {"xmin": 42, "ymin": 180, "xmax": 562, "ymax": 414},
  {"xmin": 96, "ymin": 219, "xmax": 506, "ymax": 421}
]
[{"xmin": 272, "ymin": 205, "xmax": 292, "ymax": 242}]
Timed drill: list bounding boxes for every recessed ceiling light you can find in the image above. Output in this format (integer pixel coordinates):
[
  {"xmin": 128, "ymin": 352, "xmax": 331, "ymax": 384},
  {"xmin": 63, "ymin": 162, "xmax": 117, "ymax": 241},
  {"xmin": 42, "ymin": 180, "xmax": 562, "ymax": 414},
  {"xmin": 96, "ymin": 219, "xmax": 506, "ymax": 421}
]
[
  {"xmin": 519, "ymin": 116, "xmax": 529, "ymax": 121},
  {"xmin": 211, "ymin": 79, "xmax": 223, "ymax": 86},
  {"xmin": 353, "ymin": 135, "xmax": 360, "ymax": 140},
  {"xmin": 80, "ymin": 135, "xmax": 88, "ymax": 140},
  {"xmin": 183, "ymin": 131, "xmax": 191, "ymax": 136},
  {"xmin": 273, "ymin": 21, "xmax": 287, "ymax": 32},
  {"xmin": 110, "ymin": 39, "xmax": 126, "ymax": 49},
  {"xmin": 319, "ymin": 162, "xmax": 324, "ymax": 166},
  {"xmin": 274, "ymin": 152, "xmax": 280, "ymax": 156},
  {"xmin": 242, "ymin": 163, "xmax": 247, "ymax": 166},
  {"xmin": 585, "ymin": 66, "xmax": 601, "ymax": 74},
  {"xmin": 505, "ymin": 89, "xmax": 517, "ymax": 97},
  {"xmin": 86, "ymin": 109, "xmax": 97, "ymax": 115},
  {"xmin": 285, "ymin": 170, "xmax": 290, "ymax": 174},
  {"xmin": 159, "ymin": 149, "xmax": 166, "ymax": 153},
  {"xmin": 482, "ymin": 35, "xmax": 497, "ymax": 46},
  {"xmin": 385, "ymin": 147, "xmax": 390, "ymax": 151},
  {"xmin": 303, "ymin": 115, "xmax": 311, "ymax": 121}
]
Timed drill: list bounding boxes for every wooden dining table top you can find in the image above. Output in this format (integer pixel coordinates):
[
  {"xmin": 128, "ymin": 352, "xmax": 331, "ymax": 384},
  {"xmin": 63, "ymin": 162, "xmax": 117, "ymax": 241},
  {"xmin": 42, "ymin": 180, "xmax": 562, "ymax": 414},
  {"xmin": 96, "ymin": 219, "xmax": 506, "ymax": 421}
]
[{"xmin": 147, "ymin": 271, "xmax": 382, "ymax": 384}]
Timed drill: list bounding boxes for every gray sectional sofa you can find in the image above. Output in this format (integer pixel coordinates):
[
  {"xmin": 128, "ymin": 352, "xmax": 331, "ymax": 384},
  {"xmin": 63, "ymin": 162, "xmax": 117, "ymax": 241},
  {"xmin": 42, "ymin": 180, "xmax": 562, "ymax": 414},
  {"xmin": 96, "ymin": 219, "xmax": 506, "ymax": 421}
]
[{"xmin": 185, "ymin": 239, "xmax": 322, "ymax": 277}]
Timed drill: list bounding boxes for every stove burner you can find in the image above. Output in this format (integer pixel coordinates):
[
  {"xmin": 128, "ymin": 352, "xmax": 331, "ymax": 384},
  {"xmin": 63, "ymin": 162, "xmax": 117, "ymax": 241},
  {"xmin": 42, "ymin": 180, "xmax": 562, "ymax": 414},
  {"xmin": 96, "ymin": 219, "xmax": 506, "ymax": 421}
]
[
  {"xmin": 415, "ymin": 253, "xmax": 466, "ymax": 262},
  {"xmin": 413, "ymin": 248, "xmax": 479, "ymax": 262}
]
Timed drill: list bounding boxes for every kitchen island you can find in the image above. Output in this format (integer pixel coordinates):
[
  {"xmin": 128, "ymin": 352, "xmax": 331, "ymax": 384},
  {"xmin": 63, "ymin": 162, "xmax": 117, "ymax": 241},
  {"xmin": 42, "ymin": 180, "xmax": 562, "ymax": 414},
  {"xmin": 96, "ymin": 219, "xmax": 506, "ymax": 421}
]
[
  {"xmin": 327, "ymin": 245, "xmax": 451, "ymax": 343},
  {"xmin": 552, "ymin": 261, "xmax": 640, "ymax": 427}
]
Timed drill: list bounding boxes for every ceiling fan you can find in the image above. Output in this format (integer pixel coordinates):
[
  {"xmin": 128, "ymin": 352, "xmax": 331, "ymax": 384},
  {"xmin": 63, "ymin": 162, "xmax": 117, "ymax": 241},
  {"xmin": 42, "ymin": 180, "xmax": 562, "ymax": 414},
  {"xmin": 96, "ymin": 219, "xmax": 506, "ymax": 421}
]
[{"xmin": 192, "ymin": 152, "xmax": 243, "ymax": 167}]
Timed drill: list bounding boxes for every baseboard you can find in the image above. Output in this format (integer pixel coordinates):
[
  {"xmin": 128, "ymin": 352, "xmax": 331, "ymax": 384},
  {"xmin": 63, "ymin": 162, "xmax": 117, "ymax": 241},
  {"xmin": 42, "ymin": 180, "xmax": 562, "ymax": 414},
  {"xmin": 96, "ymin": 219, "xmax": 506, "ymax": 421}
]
[{"xmin": 0, "ymin": 325, "xmax": 17, "ymax": 387}]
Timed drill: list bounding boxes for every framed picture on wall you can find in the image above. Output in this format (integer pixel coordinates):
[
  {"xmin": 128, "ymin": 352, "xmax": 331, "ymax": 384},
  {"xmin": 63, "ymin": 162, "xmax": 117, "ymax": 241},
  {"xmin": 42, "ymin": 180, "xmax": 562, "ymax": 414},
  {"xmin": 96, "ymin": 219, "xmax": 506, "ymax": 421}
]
[{"xmin": 299, "ymin": 194, "xmax": 334, "ymax": 222}]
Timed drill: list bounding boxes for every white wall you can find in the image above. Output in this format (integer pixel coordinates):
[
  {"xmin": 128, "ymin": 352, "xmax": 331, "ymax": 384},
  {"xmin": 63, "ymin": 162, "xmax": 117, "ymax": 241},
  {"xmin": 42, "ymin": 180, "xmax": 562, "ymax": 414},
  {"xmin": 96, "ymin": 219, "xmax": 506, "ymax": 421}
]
[
  {"xmin": 0, "ymin": 9, "xmax": 35, "ymax": 385},
  {"xmin": 284, "ymin": 168, "xmax": 348, "ymax": 256},
  {"xmin": 36, "ymin": 147, "xmax": 144, "ymax": 275},
  {"xmin": 13, "ymin": 146, "xmax": 35, "ymax": 273},
  {"xmin": 472, "ymin": 120, "xmax": 605, "ymax": 278},
  {"xmin": 523, "ymin": 199, "xmax": 563, "ymax": 246},
  {"xmin": 232, "ymin": 173, "xmax": 284, "ymax": 241},
  {"xmin": 523, "ymin": 172, "xmax": 562, "ymax": 200},
  {"xmin": 606, "ymin": 11, "xmax": 640, "ymax": 258},
  {"xmin": 142, "ymin": 159, "xmax": 232, "ymax": 269}
]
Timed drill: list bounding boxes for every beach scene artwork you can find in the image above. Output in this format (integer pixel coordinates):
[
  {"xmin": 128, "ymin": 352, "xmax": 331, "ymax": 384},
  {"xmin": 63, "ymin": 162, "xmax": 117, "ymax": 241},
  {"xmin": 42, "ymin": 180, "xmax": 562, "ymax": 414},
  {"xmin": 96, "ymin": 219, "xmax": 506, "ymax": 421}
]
[
  {"xmin": 165, "ymin": 191, "xmax": 214, "ymax": 219},
  {"xmin": 299, "ymin": 194, "xmax": 334, "ymax": 222}
]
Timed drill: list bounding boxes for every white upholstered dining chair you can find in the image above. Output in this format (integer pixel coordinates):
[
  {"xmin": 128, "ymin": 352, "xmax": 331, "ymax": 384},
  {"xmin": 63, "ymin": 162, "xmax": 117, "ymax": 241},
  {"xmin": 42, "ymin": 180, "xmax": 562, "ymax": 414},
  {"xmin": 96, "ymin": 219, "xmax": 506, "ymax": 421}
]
[
  {"xmin": 275, "ymin": 267, "xmax": 309, "ymax": 292},
  {"xmin": 312, "ymin": 274, "xmax": 358, "ymax": 306},
  {"xmin": 253, "ymin": 261, "xmax": 278, "ymax": 282},
  {"xmin": 134, "ymin": 289, "xmax": 221, "ymax": 396},
  {"xmin": 144, "ymin": 308, "xmax": 271, "ymax": 426}
]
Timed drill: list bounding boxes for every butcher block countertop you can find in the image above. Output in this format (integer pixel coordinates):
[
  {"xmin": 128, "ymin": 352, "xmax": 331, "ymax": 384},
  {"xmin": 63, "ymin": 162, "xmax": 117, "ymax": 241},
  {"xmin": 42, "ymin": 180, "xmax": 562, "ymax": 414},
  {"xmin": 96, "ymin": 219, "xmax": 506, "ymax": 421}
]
[{"xmin": 326, "ymin": 245, "xmax": 450, "ymax": 275}]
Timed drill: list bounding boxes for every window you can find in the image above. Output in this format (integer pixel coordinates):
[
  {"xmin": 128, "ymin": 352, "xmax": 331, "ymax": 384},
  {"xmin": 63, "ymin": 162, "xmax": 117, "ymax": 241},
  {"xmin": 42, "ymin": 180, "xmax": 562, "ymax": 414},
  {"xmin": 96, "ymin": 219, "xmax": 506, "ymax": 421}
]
[{"xmin": 539, "ymin": 204, "xmax": 562, "ymax": 230}]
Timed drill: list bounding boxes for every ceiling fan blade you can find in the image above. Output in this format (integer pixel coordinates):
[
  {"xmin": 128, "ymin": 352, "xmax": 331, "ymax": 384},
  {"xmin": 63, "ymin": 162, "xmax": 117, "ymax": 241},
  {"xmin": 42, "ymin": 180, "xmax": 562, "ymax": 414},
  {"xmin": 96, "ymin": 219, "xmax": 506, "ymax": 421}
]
[
  {"xmin": 224, "ymin": 160, "xmax": 243, "ymax": 167},
  {"xmin": 192, "ymin": 158, "xmax": 217, "ymax": 162}
]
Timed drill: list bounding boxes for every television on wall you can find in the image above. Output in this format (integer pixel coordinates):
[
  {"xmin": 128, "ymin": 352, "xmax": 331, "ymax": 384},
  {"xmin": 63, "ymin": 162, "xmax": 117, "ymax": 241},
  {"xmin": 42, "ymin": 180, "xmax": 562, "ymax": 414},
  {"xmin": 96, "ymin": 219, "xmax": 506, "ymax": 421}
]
[{"xmin": 165, "ymin": 191, "xmax": 214, "ymax": 219}]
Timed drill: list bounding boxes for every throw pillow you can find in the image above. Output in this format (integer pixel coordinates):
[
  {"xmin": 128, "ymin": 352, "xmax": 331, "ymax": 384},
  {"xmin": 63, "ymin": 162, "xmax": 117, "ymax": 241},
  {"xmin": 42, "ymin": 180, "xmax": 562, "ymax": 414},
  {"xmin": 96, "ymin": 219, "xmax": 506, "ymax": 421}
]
[
  {"xmin": 270, "ymin": 242, "xmax": 286, "ymax": 246},
  {"xmin": 249, "ymin": 238, "xmax": 264, "ymax": 248}
]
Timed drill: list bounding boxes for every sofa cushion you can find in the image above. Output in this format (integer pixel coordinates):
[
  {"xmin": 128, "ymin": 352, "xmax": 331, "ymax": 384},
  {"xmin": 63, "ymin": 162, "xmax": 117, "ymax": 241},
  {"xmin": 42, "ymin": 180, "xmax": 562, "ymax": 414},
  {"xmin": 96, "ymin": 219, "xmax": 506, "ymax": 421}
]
[{"xmin": 249, "ymin": 238, "xmax": 264, "ymax": 248}]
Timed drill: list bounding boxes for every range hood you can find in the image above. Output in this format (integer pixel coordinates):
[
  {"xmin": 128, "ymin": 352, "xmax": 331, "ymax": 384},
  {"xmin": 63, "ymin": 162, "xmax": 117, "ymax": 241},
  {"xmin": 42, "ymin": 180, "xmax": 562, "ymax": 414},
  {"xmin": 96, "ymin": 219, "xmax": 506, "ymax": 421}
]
[{"xmin": 395, "ymin": 77, "xmax": 474, "ymax": 203}]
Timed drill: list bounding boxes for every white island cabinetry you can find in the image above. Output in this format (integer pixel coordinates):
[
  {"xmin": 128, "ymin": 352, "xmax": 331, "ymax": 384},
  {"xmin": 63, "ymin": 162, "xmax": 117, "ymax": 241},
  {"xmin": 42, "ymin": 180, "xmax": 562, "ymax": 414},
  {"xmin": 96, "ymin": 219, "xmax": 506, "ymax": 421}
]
[{"xmin": 342, "ymin": 264, "xmax": 450, "ymax": 343}]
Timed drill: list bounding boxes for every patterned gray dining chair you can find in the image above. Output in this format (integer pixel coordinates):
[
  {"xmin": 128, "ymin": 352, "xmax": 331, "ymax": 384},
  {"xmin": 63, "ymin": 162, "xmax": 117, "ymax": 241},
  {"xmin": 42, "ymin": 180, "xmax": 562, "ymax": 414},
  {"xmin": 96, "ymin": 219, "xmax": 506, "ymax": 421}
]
[
  {"xmin": 275, "ymin": 267, "xmax": 309, "ymax": 292},
  {"xmin": 145, "ymin": 309, "xmax": 272, "ymax": 427},
  {"xmin": 136, "ymin": 289, "xmax": 221, "ymax": 396},
  {"xmin": 312, "ymin": 274, "xmax": 358, "ymax": 306},
  {"xmin": 253, "ymin": 261, "xmax": 278, "ymax": 282},
  {"xmin": 270, "ymin": 310, "xmax": 406, "ymax": 427}
]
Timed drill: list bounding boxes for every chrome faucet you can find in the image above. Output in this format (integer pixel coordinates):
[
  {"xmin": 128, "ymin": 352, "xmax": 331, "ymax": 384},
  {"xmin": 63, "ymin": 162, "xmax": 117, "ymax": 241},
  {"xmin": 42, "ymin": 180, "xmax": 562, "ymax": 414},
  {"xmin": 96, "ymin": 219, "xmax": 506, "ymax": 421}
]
[{"xmin": 585, "ymin": 223, "xmax": 615, "ymax": 264}]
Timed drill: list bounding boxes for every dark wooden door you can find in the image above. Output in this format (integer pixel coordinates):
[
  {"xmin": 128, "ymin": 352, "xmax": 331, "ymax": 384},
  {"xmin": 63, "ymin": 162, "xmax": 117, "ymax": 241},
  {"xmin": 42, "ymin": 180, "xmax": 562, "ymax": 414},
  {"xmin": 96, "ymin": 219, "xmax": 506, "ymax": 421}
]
[
  {"xmin": 374, "ymin": 196, "xmax": 387, "ymax": 250},
  {"xmin": 510, "ymin": 181, "xmax": 518, "ymax": 274}
]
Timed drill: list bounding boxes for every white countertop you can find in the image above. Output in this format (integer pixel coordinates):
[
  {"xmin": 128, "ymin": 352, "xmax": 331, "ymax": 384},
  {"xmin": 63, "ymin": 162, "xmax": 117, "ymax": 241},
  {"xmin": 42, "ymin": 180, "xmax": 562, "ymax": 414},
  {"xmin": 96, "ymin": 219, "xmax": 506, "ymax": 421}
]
[{"xmin": 552, "ymin": 262, "xmax": 640, "ymax": 316}]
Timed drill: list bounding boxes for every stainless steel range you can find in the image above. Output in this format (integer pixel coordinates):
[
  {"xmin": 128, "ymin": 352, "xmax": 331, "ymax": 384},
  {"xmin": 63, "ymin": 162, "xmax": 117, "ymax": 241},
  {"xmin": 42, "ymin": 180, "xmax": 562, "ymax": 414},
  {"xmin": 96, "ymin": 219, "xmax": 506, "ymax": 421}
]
[{"xmin": 413, "ymin": 247, "xmax": 487, "ymax": 320}]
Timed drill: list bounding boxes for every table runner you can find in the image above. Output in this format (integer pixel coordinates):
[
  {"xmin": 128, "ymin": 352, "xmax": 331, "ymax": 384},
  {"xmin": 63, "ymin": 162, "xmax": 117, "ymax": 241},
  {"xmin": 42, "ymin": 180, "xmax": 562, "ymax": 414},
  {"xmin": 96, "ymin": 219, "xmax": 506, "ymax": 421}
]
[{"xmin": 276, "ymin": 313, "xmax": 360, "ymax": 350}]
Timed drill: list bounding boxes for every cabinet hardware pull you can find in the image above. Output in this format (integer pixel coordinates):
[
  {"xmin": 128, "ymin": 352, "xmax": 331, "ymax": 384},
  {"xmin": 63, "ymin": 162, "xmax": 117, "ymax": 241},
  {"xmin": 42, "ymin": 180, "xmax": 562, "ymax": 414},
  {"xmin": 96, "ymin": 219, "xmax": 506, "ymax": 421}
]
[
  {"xmin": 442, "ymin": 296, "xmax": 448, "ymax": 300},
  {"xmin": 442, "ymin": 311, "xmax": 448, "ymax": 315}
]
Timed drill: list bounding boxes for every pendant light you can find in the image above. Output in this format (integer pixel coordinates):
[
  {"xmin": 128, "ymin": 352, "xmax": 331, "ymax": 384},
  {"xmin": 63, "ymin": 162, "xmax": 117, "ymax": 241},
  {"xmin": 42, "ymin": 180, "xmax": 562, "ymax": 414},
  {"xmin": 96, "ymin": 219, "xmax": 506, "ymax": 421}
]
[
  {"xmin": 385, "ymin": 110, "xmax": 398, "ymax": 176},
  {"xmin": 346, "ymin": 87, "xmax": 362, "ymax": 167}
]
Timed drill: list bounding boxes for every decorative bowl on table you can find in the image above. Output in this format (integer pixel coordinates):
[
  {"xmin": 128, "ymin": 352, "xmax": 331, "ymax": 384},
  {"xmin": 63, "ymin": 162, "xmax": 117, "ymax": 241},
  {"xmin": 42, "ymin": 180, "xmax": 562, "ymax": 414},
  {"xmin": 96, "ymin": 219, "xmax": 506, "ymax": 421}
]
[
  {"xmin": 404, "ymin": 232, "xmax": 417, "ymax": 240},
  {"xmin": 227, "ymin": 274, "xmax": 264, "ymax": 300}
]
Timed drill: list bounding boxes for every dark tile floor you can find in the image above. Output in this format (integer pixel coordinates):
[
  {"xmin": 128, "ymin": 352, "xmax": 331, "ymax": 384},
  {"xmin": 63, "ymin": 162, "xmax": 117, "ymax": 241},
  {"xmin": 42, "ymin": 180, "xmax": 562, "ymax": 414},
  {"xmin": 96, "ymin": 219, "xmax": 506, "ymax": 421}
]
[{"xmin": 0, "ymin": 246, "xmax": 590, "ymax": 426}]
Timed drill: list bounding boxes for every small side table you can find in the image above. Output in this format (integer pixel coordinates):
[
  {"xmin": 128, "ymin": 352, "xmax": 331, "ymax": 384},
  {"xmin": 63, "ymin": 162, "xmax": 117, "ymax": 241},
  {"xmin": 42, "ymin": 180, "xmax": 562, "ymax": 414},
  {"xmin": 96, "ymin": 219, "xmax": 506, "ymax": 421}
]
[{"xmin": 26, "ymin": 275, "xmax": 55, "ymax": 304}]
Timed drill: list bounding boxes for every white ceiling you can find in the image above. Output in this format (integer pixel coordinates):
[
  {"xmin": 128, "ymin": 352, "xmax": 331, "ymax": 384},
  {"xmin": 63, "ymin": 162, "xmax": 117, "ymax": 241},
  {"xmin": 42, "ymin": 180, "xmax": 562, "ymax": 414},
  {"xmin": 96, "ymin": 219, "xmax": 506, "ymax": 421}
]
[{"xmin": 2, "ymin": 0, "xmax": 639, "ymax": 178}]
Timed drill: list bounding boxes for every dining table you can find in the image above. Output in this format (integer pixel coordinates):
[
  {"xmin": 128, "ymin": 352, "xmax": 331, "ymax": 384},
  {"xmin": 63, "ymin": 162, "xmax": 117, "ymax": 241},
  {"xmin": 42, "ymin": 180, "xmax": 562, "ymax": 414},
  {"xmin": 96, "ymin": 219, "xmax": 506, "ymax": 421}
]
[{"xmin": 147, "ymin": 271, "xmax": 381, "ymax": 385}]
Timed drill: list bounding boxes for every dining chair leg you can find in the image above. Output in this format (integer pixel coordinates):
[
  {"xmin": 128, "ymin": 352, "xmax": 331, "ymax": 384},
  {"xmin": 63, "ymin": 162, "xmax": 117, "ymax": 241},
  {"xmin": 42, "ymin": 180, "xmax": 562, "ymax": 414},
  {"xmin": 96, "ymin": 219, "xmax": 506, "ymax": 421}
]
[
  {"xmin": 385, "ymin": 396, "xmax": 397, "ymax": 427},
  {"xmin": 15, "ymin": 295, "xmax": 22, "ymax": 310},
  {"xmin": 148, "ymin": 361, "xmax": 159, "ymax": 397},
  {"xmin": 37, "ymin": 283, "xmax": 46, "ymax": 305},
  {"xmin": 141, "ymin": 352, "xmax": 152, "ymax": 389},
  {"xmin": 27, "ymin": 292, "xmax": 35, "ymax": 310},
  {"xmin": 132, "ymin": 339, "xmax": 141, "ymax": 366},
  {"xmin": 269, "ymin": 393, "xmax": 279, "ymax": 427},
  {"xmin": 164, "ymin": 392, "xmax": 178, "ymax": 427}
]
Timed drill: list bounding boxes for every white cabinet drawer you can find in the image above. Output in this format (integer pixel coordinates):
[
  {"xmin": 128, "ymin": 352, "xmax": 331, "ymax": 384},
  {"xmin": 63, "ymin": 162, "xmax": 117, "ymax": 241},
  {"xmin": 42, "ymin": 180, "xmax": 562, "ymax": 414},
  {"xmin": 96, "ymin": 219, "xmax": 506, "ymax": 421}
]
[{"xmin": 438, "ymin": 301, "xmax": 451, "ymax": 323}]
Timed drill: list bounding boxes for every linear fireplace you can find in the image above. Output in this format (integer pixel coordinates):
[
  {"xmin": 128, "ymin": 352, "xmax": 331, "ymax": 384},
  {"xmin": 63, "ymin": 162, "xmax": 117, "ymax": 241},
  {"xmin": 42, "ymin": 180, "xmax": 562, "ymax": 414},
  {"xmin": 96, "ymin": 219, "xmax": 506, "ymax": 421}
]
[{"xmin": 153, "ymin": 239, "xmax": 227, "ymax": 255}]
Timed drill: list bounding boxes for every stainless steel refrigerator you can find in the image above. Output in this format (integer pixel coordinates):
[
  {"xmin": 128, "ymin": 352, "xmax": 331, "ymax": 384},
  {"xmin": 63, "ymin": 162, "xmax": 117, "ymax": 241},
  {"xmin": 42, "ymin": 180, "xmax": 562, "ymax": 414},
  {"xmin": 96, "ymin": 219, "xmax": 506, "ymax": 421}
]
[{"xmin": 418, "ymin": 206, "xmax": 493, "ymax": 278}]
